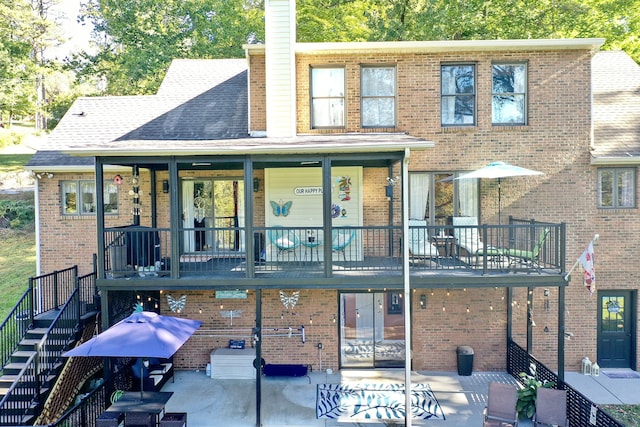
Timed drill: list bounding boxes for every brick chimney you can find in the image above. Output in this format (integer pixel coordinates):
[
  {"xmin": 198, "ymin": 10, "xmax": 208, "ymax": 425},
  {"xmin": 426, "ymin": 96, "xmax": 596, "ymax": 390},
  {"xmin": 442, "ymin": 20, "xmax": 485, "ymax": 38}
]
[{"xmin": 265, "ymin": 0, "xmax": 296, "ymax": 138}]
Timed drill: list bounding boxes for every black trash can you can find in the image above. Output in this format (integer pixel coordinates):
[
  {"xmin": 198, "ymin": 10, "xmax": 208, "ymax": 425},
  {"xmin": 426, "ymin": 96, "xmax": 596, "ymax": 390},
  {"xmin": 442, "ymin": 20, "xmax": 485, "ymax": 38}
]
[{"xmin": 456, "ymin": 345, "xmax": 474, "ymax": 376}]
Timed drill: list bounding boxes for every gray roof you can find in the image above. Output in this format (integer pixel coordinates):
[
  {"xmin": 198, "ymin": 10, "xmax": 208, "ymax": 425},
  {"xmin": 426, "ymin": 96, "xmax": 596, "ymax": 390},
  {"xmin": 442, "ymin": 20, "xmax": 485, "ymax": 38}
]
[
  {"xmin": 27, "ymin": 59, "xmax": 249, "ymax": 169},
  {"xmin": 591, "ymin": 50, "xmax": 640, "ymax": 164}
]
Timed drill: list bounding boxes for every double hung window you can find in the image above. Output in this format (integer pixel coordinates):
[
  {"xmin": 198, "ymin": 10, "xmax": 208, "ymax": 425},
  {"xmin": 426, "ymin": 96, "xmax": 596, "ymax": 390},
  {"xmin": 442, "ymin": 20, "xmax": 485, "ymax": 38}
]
[
  {"xmin": 492, "ymin": 63, "xmax": 527, "ymax": 125},
  {"xmin": 598, "ymin": 168, "xmax": 635, "ymax": 208},
  {"xmin": 361, "ymin": 66, "xmax": 396, "ymax": 127},
  {"xmin": 311, "ymin": 67, "xmax": 345, "ymax": 128},
  {"xmin": 441, "ymin": 64, "xmax": 476, "ymax": 126},
  {"xmin": 62, "ymin": 180, "xmax": 119, "ymax": 215}
]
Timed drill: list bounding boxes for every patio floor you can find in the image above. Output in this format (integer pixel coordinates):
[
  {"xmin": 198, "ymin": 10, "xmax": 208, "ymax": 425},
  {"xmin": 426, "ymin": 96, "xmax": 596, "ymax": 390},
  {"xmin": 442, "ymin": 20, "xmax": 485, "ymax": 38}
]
[
  {"xmin": 161, "ymin": 369, "xmax": 533, "ymax": 427},
  {"xmin": 159, "ymin": 368, "xmax": 640, "ymax": 426}
]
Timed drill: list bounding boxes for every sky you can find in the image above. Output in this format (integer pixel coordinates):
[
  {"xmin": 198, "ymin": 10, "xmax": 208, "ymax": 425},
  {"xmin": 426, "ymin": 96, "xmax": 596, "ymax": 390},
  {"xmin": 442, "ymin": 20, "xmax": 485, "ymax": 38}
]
[{"xmin": 47, "ymin": 0, "xmax": 94, "ymax": 60}]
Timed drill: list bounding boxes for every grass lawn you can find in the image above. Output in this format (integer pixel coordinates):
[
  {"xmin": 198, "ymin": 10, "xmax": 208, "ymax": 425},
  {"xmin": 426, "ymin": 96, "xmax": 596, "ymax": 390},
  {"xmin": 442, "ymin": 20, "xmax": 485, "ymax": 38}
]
[
  {"xmin": 0, "ymin": 227, "xmax": 36, "ymax": 318},
  {"xmin": 0, "ymin": 150, "xmax": 37, "ymax": 319},
  {"xmin": 601, "ymin": 404, "xmax": 640, "ymax": 426}
]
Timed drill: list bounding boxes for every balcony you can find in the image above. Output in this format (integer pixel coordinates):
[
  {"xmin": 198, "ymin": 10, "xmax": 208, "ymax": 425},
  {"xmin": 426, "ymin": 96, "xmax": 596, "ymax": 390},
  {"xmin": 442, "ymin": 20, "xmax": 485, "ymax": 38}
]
[{"xmin": 101, "ymin": 218, "xmax": 565, "ymax": 288}]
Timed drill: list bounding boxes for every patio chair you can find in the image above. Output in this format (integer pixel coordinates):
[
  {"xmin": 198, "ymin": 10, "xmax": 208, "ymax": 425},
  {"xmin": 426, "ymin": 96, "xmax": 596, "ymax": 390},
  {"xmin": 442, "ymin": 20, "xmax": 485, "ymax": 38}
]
[
  {"xmin": 483, "ymin": 382, "xmax": 518, "ymax": 427},
  {"xmin": 503, "ymin": 227, "xmax": 549, "ymax": 272},
  {"xmin": 453, "ymin": 217, "xmax": 502, "ymax": 265},
  {"xmin": 332, "ymin": 229, "xmax": 356, "ymax": 261},
  {"xmin": 533, "ymin": 387, "xmax": 569, "ymax": 427},
  {"xmin": 267, "ymin": 227, "xmax": 301, "ymax": 261},
  {"xmin": 533, "ymin": 387, "xmax": 568, "ymax": 427},
  {"xmin": 408, "ymin": 219, "xmax": 439, "ymax": 261}
]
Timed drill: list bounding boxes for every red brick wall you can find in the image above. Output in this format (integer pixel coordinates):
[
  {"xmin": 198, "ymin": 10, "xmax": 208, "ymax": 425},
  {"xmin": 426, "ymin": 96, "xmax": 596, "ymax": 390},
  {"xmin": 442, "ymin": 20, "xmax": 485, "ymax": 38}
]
[{"xmin": 40, "ymin": 46, "xmax": 633, "ymax": 372}]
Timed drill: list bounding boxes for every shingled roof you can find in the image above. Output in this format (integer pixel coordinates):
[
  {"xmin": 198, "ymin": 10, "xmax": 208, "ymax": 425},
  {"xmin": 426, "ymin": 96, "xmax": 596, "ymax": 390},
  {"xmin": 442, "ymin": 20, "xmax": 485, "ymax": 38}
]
[
  {"xmin": 27, "ymin": 58, "xmax": 249, "ymax": 169},
  {"xmin": 591, "ymin": 50, "xmax": 640, "ymax": 164}
]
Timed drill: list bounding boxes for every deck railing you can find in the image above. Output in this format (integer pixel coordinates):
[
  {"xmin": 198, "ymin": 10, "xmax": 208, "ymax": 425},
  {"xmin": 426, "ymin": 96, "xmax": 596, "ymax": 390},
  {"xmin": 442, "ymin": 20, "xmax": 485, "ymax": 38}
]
[
  {"xmin": 507, "ymin": 339, "xmax": 624, "ymax": 427},
  {"xmin": 102, "ymin": 219, "xmax": 565, "ymax": 279}
]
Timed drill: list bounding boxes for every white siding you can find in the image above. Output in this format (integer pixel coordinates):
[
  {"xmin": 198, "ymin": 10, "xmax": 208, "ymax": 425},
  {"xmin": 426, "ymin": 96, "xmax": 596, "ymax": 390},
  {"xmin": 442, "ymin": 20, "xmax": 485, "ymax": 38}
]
[{"xmin": 265, "ymin": 0, "xmax": 296, "ymax": 138}]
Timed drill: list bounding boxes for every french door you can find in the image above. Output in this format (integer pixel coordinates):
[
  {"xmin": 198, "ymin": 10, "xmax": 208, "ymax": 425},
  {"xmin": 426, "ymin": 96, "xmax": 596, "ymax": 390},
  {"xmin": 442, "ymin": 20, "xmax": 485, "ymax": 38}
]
[{"xmin": 339, "ymin": 292, "xmax": 405, "ymax": 368}]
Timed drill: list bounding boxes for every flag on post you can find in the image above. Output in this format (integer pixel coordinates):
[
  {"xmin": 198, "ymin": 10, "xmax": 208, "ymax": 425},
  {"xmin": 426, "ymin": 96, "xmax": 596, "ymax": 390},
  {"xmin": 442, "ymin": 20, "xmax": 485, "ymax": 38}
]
[{"xmin": 579, "ymin": 241, "xmax": 595, "ymax": 294}]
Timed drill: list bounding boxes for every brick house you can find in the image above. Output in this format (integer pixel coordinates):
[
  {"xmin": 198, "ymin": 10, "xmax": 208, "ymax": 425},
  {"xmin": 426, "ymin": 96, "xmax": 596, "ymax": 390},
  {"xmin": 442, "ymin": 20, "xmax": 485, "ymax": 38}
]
[{"xmin": 25, "ymin": 0, "xmax": 638, "ymax": 384}]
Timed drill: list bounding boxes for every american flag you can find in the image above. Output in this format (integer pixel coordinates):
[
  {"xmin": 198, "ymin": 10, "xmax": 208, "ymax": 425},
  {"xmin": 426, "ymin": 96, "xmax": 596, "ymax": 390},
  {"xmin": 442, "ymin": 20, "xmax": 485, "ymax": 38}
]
[{"xmin": 579, "ymin": 241, "xmax": 595, "ymax": 294}]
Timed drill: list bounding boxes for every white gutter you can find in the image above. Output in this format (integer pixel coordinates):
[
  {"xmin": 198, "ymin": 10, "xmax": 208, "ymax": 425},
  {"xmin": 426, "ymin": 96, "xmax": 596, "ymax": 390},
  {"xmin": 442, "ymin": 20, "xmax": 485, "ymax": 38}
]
[
  {"xmin": 245, "ymin": 38, "xmax": 605, "ymax": 56},
  {"xmin": 590, "ymin": 156, "xmax": 640, "ymax": 166}
]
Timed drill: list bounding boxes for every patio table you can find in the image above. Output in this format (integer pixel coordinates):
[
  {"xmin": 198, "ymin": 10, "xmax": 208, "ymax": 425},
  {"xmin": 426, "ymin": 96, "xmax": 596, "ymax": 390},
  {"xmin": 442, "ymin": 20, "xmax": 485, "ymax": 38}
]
[{"xmin": 105, "ymin": 391, "xmax": 173, "ymax": 426}]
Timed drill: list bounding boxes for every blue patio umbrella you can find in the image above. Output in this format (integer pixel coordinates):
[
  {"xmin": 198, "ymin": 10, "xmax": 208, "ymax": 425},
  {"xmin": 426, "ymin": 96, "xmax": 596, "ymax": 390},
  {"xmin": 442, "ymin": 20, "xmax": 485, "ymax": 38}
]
[
  {"xmin": 455, "ymin": 161, "xmax": 543, "ymax": 223},
  {"xmin": 63, "ymin": 308, "xmax": 202, "ymax": 397}
]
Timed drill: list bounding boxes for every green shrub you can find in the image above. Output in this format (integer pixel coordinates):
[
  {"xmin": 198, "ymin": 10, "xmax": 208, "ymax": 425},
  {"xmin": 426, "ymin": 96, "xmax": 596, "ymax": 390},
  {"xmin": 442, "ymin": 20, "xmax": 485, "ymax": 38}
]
[
  {"xmin": 0, "ymin": 131, "xmax": 25, "ymax": 149},
  {"xmin": 0, "ymin": 199, "xmax": 34, "ymax": 229},
  {"xmin": 516, "ymin": 364, "xmax": 555, "ymax": 419}
]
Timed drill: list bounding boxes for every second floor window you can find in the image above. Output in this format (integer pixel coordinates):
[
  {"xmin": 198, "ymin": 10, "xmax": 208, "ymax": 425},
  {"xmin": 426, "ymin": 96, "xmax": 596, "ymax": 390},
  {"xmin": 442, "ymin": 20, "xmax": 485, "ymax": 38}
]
[
  {"xmin": 598, "ymin": 168, "xmax": 635, "ymax": 208},
  {"xmin": 311, "ymin": 67, "xmax": 345, "ymax": 128},
  {"xmin": 441, "ymin": 64, "xmax": 476, "ymax": 126},
  {"xmin": 361, "ymin": 66, "xmax": 396, "ymax": 127},
  {"xmin": 62, "ymin": 180, "xmax": 119, "ymax": 215},
  {"xmin": 492, "ymin": 63, "xmax": 527, "ymax": 125}
]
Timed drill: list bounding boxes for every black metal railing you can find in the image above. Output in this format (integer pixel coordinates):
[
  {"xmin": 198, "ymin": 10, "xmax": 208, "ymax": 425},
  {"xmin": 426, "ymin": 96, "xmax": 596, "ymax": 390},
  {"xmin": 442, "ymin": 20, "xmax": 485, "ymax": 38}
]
[
  {"xmin": 0, "ymin": 289, "xmax": 33, "ymax": 370},
  {"xmin": 30, "ymin": 266, "xmax": 78, "ymax": 313},
  {"xmin": 0, "ymin": 352, "xmax": 39, "ymax": 425},
  {"xmin": 507, "ymin": 340, "xmax": 624, "ymax": 427},
  {"xmin": 49, "ymin": 378, "xmax": 110, "ymax": 427},
  {"xmin": 101, "ymin": 219, "xmax": 565, "ymax": 279}
]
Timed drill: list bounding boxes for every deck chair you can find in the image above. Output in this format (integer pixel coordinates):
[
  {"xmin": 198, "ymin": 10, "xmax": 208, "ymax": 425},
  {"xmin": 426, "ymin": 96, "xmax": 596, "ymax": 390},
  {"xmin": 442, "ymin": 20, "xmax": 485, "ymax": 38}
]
[
  {"xmin": 504, "ymin": 227, "xmax": 549, "ymax": 272},
  {"xmin": 267, "ymin": 227, "xmax": 300, "ymax": 261},
  {"xmin": 483, "ymin": 382, "xmax": 519, "ymax": 427},
  {"xmin": 533, "ymin": 387, "xmax": 568, "ymax": 427},
  {"xmin": 408, "ymin": 219, "xmax": 439, "ymax": 260},
  {"xmin": 453, "ymin": 217, "xmax": 502, "ymax": 264},
  {"xmin": 332, "ymin": 229, "xmax": 356, "ymax": 261}
]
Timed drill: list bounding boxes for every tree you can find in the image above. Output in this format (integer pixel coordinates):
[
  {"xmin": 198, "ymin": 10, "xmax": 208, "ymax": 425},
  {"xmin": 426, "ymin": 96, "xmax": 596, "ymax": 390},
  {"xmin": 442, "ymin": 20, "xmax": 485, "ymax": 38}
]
[{"xmin": 75, "ymin": 0, "xmax": 265, "ymax": 95}]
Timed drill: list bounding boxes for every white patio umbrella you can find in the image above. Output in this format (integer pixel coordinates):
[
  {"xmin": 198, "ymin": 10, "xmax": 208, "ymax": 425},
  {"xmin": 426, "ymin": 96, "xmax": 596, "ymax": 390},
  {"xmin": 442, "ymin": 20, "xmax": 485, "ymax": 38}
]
[{"xmin": 455, "ymin": 161, "xmax": 543, "ymax": 223}]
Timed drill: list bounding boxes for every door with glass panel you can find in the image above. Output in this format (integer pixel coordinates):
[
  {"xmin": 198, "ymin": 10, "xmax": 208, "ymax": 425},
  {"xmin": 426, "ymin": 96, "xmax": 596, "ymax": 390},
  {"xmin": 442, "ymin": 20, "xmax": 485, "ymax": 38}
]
[
  {"xmin": 181, "ymin": 179, "xmax": 244, "ymax": 254},
  {"xmin": 339, "ymin": 292, "xmax": 405, "ymax": 368},
  {"xmin": 598, "ymin": 291, "xmax": 635, "ymax": 368}
]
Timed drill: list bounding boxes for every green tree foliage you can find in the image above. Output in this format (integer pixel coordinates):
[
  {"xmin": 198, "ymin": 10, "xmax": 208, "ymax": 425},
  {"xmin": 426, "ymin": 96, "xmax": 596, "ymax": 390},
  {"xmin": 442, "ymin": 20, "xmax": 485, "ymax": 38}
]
[{"xmin": 75, "ymin": 0, "xmax": 265, "ymax": 95}]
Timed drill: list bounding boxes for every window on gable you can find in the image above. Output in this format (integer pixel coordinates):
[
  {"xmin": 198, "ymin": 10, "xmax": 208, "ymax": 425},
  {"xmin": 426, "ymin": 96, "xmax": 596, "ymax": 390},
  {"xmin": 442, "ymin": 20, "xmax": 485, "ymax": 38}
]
[
  {"xmin": 311, "ymin": 66, "xmax": 345, "ymax": 128},
  {"xmin": 441, "ymin": 64, "xmax": 476, "ymax": 126},
  {"xmin": 598, "ymin": 168, "xmax": 635, "ymax": 208},
  {"xmin": 62, "ymin": 180, "xmax": 119, "ymax": 215},
  {"xmin": 492, "ymin": 63, "xmax": 527, "ymax": 125},
  {"xmin": 361, "ymin": 66, "xmax": 396, "ymax": 127}
]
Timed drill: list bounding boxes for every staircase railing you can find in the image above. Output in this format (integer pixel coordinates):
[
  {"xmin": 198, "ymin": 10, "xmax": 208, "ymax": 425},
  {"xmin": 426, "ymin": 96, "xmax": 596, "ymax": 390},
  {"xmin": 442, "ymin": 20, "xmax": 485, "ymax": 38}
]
[
  {"xmin": 0, "ymin": 289, "xmax": 33, "ymax": 370},
  {"xmin": 0, "ymin": 352, "xmax": 38, "ymax": 425},
  {"xmin": 31, "ymin": 266, "xmax": 78, "ymax": 313}
]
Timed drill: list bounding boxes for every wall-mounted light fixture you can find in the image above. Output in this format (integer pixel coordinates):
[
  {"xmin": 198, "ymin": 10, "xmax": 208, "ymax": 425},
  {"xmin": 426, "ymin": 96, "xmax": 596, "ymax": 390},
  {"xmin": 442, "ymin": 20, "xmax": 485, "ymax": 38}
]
[
  {"xmin": 420, "ymin": 294, "xmax": 427, "ymax": 309},
  {"xmin": 162, "ymin": 180, "xmax": 169, "ymax": 193},
  {"xmin": 253, "ymin": 178, "xmax": 260, "ymax": 192},
  {"xmin": 35, "ymin": 172, "xmax": 54, "ymax": 179},
  {"xmin": 385, "ymin": 185, "xmax": 394, "ymax": 198}
]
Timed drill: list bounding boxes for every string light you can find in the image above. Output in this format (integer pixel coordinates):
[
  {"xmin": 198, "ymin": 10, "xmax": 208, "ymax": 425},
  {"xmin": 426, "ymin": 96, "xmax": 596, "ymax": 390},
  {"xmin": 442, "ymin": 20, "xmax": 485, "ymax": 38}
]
[
  {"xmin": 332, "ymin": 314, "xmax": 336, "ymax": 323},
  {"xmin": 309, "ymin": 316, "xmax": 313, "ymax": 324},
  {"xmin": 442, "ymin": 302, "xmax": 446, "ymax": 312},
  {"xmin": 466, "ymin": 305, "xmax": 470, "ymax": 313}
]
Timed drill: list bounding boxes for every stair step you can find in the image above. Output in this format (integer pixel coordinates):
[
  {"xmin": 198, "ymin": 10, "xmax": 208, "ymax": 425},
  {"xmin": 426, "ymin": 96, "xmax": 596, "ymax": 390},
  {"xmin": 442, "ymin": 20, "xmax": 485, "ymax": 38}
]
[
  {"xmin": 0, "ymin": 413, "xmax": 34, "ymax": 425},
  {"xmin": 27, "ymin": 327, "xmax": 49, "ymax": 335},
  {"xmin": 10, "ymin": 350, "xmax": 36, "ymax": 362}
]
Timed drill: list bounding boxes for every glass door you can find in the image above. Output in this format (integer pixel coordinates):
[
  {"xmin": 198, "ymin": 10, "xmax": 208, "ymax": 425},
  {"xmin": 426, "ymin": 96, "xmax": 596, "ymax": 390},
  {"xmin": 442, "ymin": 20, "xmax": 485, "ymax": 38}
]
[
  {"xmin": 181, "ymin": 179, "xmax": 244, "ymax": 254},
  {"xmin": 339, "ymin": 292, "xmax": 405, "ymax": 368}
]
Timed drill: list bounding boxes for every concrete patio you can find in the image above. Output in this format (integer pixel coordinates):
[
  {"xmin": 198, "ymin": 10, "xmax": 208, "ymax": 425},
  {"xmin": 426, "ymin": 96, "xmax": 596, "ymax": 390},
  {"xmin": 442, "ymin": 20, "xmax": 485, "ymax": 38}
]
[{"xmin": 159, "ymin": 368, "xmax": 640, "ymax": 426}]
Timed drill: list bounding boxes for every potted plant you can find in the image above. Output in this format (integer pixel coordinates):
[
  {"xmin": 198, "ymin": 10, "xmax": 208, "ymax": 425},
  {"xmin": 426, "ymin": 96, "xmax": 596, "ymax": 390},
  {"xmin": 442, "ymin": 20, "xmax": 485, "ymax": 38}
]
[{"xmin": 516, "ymin": 363, "xmax": 555, "ymax": 420}]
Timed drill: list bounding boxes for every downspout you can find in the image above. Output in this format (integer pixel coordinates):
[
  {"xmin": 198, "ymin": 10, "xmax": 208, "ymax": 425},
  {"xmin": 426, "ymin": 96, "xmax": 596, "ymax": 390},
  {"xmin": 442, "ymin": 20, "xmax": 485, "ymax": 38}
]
[
  {"xmin": 34, "ymin": 177, "xmax": 41, "ymax": 276},
  {"xmin": 402, "ymin": 148, "xmax": 412, "ymax": 427}
]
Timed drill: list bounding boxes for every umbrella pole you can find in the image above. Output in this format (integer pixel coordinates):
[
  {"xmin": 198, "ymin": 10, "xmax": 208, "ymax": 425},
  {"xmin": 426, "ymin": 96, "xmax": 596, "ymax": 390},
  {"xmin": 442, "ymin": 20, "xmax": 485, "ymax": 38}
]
[
  {"xmin": 140, "ymin": 364, "xmax": 144, "ymax": 400},
  {"xmin": 497, "ymin": 178, "xmax": 501, "ymax": 225}
]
